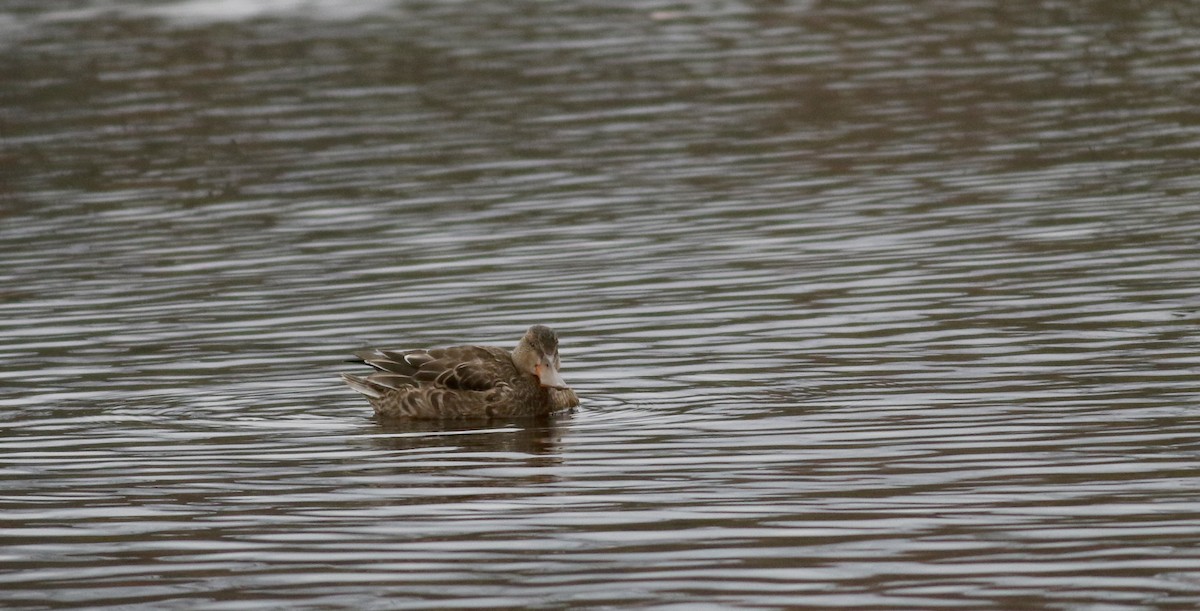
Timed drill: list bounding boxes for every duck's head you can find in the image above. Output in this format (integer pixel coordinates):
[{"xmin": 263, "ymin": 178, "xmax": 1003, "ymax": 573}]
[{"xmin": 513, "ymin": 325, "xmax": 568, "ymax": 390}]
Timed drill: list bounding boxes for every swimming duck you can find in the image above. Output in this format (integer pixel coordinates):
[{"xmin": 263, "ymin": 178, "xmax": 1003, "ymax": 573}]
[{"xmin": 342, "ymin": 325, "xmax": 579, "ymax": 419}]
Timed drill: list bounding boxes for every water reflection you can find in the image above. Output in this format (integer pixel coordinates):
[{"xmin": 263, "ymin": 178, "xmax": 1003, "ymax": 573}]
[{"xmin": 367, "ymin": 416, "xmax": 569, "ymax": 457}]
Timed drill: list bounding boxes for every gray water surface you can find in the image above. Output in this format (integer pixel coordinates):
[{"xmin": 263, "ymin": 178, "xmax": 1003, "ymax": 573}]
[{"xmin": 3, "ymin": 1, "xmax": 1200, "ymax": 609}]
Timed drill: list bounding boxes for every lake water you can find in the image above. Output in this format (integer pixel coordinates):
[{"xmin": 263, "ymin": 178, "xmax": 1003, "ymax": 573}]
[{"xmin": 3, "ymin": 1, "xmax": 1200, "ymax": 609}]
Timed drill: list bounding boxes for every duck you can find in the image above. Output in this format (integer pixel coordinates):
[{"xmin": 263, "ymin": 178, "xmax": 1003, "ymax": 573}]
[{"xmin": 342, "ymin": 325, "xmax": 580, "ymax": 419}]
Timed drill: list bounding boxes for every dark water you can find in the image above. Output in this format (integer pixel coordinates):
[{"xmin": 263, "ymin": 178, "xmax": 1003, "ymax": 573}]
[{"xmin": 3, "ymin": 1, "xmax": 1200, "ymax": 609}]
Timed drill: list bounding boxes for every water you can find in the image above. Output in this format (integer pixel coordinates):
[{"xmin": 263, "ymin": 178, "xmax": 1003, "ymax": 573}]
[{"xmin": 3, "ymin": 1, "xmax": 1200, "ymax": 609}]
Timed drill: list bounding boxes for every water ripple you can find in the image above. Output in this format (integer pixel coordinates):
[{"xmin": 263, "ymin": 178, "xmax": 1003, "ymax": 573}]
[{"xmin": 3, "ymin": 1, "xmax": 1200, "ymax": 609}]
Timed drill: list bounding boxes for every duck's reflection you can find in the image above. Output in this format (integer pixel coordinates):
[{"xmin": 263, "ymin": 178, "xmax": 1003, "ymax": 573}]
[{"xmin": 367, "ymin": 411, "xmax": 571, "ymax": 458}]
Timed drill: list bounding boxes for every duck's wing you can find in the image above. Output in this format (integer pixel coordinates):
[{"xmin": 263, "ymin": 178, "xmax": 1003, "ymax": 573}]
[
  {"xmin": 344, "ymin": 344, "xmax": 523, "ymax": 419},
  {"xmin": 352, "ymin": 345, "xmax": 514, "ymax": 392}
]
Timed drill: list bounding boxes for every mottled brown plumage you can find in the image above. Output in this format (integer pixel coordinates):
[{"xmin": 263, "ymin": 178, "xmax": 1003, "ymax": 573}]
[{"xmin": 342, "ymin": 325, "xmax": 579, "ymax": 420}]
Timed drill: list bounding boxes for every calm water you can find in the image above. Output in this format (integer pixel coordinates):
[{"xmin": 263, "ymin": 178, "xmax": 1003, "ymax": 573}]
[{"xmin": 3, "ymin": 1, "xmax": 1200, "ymax": 609}]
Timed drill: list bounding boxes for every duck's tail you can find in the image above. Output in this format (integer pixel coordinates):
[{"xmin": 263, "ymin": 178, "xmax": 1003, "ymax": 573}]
[
  {"xmin": 341, "ymin": 373, "xmax": 385, "ymax": 399},
  {"xmin": 342, "ymin": 370, "xmax": 419, "ymax": 398}
]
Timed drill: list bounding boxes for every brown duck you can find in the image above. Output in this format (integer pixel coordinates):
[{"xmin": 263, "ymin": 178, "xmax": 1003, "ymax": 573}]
[{"xmin": 342, "ymin": 325, "xmax": 580, "ymax": 419}]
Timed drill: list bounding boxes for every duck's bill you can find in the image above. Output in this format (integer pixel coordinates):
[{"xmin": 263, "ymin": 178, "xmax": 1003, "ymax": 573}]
[{"xmin": 536, "ymin": 361, "xmax": 569, "ymax": 390}]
